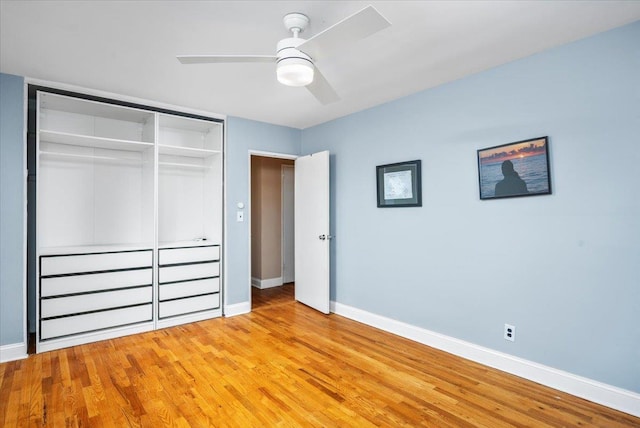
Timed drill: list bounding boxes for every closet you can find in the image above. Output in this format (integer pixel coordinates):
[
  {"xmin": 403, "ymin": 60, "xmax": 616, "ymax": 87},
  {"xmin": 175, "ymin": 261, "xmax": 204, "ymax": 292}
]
[
  {"xmin": 157, "ymin": 114, "xmax": 222, "ymax": 326},
  {"xmin": 34, "ymin": 89, "xmax": 223, "ymax": 352}
]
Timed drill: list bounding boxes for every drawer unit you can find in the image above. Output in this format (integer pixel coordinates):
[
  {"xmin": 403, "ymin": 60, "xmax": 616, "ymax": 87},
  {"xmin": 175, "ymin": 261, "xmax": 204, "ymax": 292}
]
[
  {"xmin": 41, "ymin": 286, "xmax": 152, "ymax": 318},
  {"xmin": 41, "ymin": 268, "xmax": 152, "ymax": 297},
  {"xmin": 41, "ymin": 250, "xmax": 153, "ymax": 276},
  {"xmin": 160, "ymin": 277, "xmax": 220, "ymax": 301},
  {"xmin": 159, "ymin": 245, "xmax": 219, "ymax": 265},
  {"xmin": 41, "ymin": 304, "xmax": 153, "ymax": 340},
  {"xmin": 157, "ymin": 245, "xmax": 221, "ymax": 319},
  {"xmin": 159, "ymin": 262, "xmax": 219, "ymax": 283},
  {"xmin": 159, "ymin": 294, "xmax": 220, "ymax": 319},
  {"xmin": 39, "ymin": 248, "xmax": 153, "ymax": 342}
]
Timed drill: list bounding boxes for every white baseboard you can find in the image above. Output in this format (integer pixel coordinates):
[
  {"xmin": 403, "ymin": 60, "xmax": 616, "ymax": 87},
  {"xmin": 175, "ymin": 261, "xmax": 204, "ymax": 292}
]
[
  {"xmin": 251, "ymin": 276, "xmax": 283, "ymax": 289},
  {"xmin": 0, "ymin": 341, "xmax": 28, "ymax": 363},
  {"xmin": 331, "ymin": 301, "xmax": 640, "ymax": 418},
  {"xmin": 225, "ymin": 301, "xmax": 251, "ymax": 317}
]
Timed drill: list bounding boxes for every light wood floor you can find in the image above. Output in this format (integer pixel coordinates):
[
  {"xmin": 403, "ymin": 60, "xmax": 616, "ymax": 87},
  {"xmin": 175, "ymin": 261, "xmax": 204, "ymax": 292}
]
[
  {"xmin": 252, "ymin": 282, "xmax": 295, "ymax": 310},
  {"xmin": 2, "ymin": 287, "xmax": 638, "ymax": 427}
]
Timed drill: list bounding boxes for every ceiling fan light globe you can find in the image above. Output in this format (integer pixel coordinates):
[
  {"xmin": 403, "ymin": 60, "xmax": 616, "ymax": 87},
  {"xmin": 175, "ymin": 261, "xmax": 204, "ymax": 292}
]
[{"xmin": 277, "ymin": 59, "xmax": 314, "ymax": 87}]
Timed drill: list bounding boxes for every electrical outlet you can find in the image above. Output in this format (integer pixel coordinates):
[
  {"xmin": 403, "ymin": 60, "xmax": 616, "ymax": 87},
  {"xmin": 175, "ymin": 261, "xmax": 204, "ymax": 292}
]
[{"xmin": 504, "ymin": 324, "xmax": 516, "ymax": 342}]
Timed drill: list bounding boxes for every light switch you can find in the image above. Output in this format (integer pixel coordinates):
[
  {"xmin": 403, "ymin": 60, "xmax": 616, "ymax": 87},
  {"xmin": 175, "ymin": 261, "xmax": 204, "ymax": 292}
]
[{"xmin": 237, "ymin": 211, "xmax": 244, "ymax": 222}]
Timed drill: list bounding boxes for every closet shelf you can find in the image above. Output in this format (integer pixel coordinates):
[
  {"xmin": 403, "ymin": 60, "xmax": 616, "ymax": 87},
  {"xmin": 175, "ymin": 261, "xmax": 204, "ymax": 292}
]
[
  {"xmin": 40, "ymin": 92, "xmax": 153, "ymax": 124},
  {"xmin": 158, "ymin": 161, "xmax": 209, "ymax": 169},
  {"xmin": 158, "ymin": 144, "xmax": 220, "ymax": 158},
  {"xmin": 40, "ymin": 150, "xmax": 145, "ymax": 163},
  {"xmin": 40, "ymin": 130, "xmax": 154, "ymax": 152}
]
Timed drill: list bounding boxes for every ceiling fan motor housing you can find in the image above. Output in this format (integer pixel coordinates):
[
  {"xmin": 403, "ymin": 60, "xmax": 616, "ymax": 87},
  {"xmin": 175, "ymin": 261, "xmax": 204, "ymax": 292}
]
[{"xmin": 277, "ymin": 37, "xmax": 311, "ymax": 61}]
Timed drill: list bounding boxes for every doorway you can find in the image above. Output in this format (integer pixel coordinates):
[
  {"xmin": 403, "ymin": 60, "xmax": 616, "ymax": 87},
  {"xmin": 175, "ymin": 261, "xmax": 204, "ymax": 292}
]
[{"xmin": 249, "ymin": 153, "xmax": 296, "ymax": 310}]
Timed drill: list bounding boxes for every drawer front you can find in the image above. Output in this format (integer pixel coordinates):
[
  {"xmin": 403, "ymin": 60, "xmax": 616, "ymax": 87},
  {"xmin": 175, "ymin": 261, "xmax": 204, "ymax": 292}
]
[
  {"xmin": 160, "ymin": 278, "xmax": 220, "ymax": 301},
  {"xmin": 41, "ymin": 250, "xmax": 152, "ymax": 276},
  {"xmin": 41, "ymin": 304, "xmax": 152, "ymax": 340},
  {"xmin": 159, "ymin": 294, "xmax": 220, "ymax": 319},
  {"xmin": 159, "ymin": 262, "xmax": 219, "ymax": 284},
  {"xmin": 41, "ymin": 268, "xmax": 152, "ymax": 297},
  {"xmin": 159, "ymin": 246, "xmax": 220, "ymax": 265},
  {"xmin": 41, "ymin": 286, "xmax": 152, "ymax": 318}
]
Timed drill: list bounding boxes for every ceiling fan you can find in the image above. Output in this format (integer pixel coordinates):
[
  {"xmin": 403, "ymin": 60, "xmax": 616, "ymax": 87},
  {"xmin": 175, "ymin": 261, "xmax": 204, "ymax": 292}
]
[{"xmin": 177, "ymin": 5, "xmax": 391, "ymax": 104}]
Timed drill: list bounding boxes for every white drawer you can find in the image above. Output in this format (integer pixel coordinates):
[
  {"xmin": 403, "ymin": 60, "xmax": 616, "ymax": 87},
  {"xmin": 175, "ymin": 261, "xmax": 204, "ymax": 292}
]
[
  {"xmin": 40, "ymin": 304, "xmax": 152, "ymax": 340},
  {"xmin": 160, "ymin": 278, "xmax": 220, "ymax": 301},
  {"xmin": 41, "ymin": 250, "xmax": 152, "ymax": 276},
  {"xmin": 159, "ymin": 294, "xmax": 220, "ymax": 318},
  {"xmin": 41, "ymin": 268, "xmax": 152, "ymax": 297},
  {"xmin": 41, "ymin": 286, "xmax": 152, "ymax": 318},
  {"xmin": 159, "ymin": 246, "xmax": 220, "ymax": 265},
  {"xmin": 159, "ymin": 262, "xmax": 219, "ymax": 283}
]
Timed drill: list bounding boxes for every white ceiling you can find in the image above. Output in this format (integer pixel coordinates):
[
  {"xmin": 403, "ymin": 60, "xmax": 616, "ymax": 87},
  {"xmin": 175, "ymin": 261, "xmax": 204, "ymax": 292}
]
[{"xmin": 2, "ymin": 1, "xmax": 639, "ymax": 129}]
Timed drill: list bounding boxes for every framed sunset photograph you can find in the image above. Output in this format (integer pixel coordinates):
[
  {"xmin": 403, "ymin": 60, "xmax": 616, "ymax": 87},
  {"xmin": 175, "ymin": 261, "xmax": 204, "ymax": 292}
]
[{"xmin": 477, "ymin": 137, "xmax": 551, "ymax": 200}]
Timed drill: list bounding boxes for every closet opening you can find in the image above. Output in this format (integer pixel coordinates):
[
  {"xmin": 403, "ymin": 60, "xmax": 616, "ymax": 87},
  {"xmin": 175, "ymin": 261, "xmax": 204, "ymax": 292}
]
[{"xmin": 26, "ymin": 85, "xmax": 224, "ymax": 354}]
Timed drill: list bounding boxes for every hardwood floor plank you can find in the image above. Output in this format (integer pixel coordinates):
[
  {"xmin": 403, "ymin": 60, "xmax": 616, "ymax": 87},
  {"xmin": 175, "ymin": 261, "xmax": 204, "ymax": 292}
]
[
  {"xmin": 252, "ymin": 283, "xmax": 295, "ymax": 310},
  {"xmin": 1, "ymin": 291, "xmax": 638, "ymax": 427}
]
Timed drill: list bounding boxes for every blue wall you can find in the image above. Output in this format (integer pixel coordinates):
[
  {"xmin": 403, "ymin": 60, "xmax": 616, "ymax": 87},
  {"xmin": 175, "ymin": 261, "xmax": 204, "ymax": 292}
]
[
  {"xmin": 0, "ymin": 73, "xmax": 25, "ymax": 347},
  {"xmin": 225, "ymin": 117, "xmax": 301, "ymax": 305},
  {"xmin": 302, "ymin": 22, "xmax": 640, "ymax": 392}
]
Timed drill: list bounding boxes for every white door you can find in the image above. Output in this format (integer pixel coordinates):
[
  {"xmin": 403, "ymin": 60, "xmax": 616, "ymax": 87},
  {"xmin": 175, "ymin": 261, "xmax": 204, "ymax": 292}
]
[
  {"xmin": 282, "ymin": 165, "xmax": 295, "ymax": 284},
  {"xmin": 294, "ymin": 151, "xmax": 330, "ymax": 314}
]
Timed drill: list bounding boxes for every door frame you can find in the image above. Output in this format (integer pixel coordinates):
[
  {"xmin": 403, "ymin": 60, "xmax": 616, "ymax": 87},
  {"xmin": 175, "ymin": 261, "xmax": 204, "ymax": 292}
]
[
  {"xmin": 281, "ymin": 164, "xmax": 295, "ymax": 284},
  {"xmin": 247, "ymin": 150, "xmax": 297, "ymax": 310}
]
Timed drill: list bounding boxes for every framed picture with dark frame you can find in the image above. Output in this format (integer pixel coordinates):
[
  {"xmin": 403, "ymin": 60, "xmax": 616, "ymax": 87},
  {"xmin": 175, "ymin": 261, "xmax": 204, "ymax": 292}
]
[
  {"xmin": 477, "ymin": 136, "xmax": 551, "ymax": 200},
  {"xmin": 376, "ymin": 160, "xmax": 422, "ymax": 207}
]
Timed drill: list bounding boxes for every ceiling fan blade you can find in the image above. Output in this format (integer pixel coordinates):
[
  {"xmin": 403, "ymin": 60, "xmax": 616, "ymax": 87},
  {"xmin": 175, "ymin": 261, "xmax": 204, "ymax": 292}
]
[
  {"xmin": 298, "ymin": 5, "xmax": 391, "ymax": 61},
  {"xmin": 177, "ymin": 55, "xmax": 277, "ymax": 64},
  {"xmin": 306, "ymin": 68, "xmax": 340, "ymax": 105}
]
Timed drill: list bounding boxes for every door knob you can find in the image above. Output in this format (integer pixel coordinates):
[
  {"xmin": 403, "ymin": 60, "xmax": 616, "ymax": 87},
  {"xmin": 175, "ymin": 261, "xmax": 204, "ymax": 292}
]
[{"xmin": 319, "ymin": 234, "xmax": 326, "ymax": 240}]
